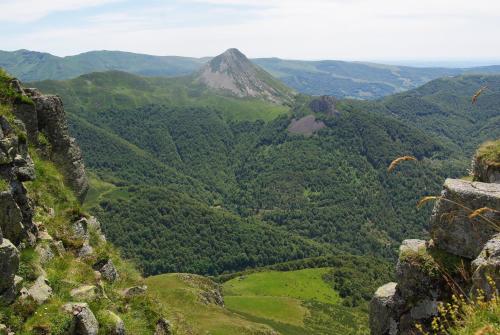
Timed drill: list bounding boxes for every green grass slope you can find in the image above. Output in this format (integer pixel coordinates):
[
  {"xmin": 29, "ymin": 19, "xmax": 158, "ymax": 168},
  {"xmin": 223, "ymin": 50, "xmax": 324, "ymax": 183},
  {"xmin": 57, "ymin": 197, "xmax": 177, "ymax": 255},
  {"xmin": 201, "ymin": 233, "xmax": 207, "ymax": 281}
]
[
  {"xmin": 223, "ymin": 268, "xmax": 368, "ymax": 335},
  {"xmin": 146, "ymin": 273, "xmax": 277, "ymax": 335}
]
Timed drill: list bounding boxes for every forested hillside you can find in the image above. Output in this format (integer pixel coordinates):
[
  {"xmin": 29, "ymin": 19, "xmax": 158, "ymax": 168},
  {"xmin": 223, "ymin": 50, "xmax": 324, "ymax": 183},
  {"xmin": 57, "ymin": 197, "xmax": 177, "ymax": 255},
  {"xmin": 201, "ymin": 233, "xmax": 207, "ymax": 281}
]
[
  {"xmin": 30, "ymin": 71, "xmax": 476, "ymax": 278},
  {"xmin": 348, "ymin": 75, "xmax": 500, "ymax": 154}
]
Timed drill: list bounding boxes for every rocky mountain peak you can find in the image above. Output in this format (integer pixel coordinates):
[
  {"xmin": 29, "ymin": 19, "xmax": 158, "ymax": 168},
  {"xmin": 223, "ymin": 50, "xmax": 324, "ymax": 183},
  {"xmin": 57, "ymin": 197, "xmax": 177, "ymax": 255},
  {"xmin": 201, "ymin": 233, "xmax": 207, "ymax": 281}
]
[{"xmin": 197, "ymin": 48, "xmax": 294, "ymax": 104}]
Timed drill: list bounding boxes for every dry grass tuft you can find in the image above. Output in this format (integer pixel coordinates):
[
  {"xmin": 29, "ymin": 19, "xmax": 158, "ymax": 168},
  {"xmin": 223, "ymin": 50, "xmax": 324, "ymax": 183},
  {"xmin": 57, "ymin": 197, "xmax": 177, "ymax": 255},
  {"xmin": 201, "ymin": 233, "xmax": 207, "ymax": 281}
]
[
  {"xmin": 474, "ymin": 325, "xmax": 495, "ymax": 335},
  {"xmin": 469, "ymin": 207, "xmax": 498, "ymax": 219},
  {"xmin": 388, "ymin": 156, "xmax": 417, "ymax": 173},
  {"xmin": 472, "ymin": 86, "xmax": 488, "ymax": 104},
  {"xmin": 417, "ymin": 196, "xmax": 441, "ymax": 208}
]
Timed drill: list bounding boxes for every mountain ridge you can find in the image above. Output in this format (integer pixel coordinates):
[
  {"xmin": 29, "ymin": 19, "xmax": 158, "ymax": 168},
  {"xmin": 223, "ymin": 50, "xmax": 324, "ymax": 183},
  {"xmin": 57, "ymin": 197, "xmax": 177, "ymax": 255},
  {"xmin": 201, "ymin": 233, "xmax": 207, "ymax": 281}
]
[{"xmin": 5, "ymin": 48, "xmax": 500, "ymax": 99}]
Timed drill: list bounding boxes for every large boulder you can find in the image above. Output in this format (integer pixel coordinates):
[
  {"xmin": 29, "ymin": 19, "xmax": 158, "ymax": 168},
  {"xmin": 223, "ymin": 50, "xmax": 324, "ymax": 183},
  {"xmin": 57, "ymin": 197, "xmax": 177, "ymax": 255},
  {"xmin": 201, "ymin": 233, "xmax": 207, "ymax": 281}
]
[
  {"xmin": 369, "ymin": 282, "xmax": 402, "ymax": 335},
  {"xmin": 64, "ymin": 303, "xmax": 99, "ymax": 335},
  {"xmin": 471, "ymin": 234, "xmax": 500, "ymax": 300},
  {"xmin": 430, "ymin": 179, "xmax": 500, "ymax": 259},
  {"xmin": 0, "ymin": 238, "xmax": 20, "ymax": 304}
]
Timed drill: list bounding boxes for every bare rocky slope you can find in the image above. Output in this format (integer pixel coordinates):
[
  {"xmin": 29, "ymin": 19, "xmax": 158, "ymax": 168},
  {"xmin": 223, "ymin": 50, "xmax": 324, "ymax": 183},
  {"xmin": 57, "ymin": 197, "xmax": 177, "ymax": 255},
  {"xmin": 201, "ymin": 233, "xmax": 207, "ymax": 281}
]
[{"xmin": 196, "ymin": 48, "xmax": 295, "ymax": 104}]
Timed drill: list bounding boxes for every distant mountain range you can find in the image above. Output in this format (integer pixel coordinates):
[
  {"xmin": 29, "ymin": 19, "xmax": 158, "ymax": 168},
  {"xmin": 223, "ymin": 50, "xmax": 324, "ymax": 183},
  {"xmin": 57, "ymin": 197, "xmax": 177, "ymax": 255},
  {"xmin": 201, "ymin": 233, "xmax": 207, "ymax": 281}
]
[{"xmin": 3, "ymin": 49, "xmax": 500, "ymax": 99}]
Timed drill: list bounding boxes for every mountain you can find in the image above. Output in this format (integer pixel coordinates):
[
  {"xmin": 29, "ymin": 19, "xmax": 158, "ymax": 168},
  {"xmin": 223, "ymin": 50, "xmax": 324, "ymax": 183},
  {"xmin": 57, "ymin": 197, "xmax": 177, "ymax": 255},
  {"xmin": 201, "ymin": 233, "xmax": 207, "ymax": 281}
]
[
  {"xmin": 196, "ymin": 48, "xmax": 294, "ymax": 103},
  {"xmin": 3, "ymin": 48, "xmax": 500, "ymax": 99}
]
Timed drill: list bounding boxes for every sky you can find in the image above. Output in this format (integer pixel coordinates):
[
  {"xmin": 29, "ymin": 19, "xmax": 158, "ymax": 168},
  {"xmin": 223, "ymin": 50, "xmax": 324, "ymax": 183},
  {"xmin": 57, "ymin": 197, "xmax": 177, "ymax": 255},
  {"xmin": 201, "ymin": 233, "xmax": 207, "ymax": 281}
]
[{"xmin": 1, "ymin": 0, "xmax": 500, "ymax": 63}]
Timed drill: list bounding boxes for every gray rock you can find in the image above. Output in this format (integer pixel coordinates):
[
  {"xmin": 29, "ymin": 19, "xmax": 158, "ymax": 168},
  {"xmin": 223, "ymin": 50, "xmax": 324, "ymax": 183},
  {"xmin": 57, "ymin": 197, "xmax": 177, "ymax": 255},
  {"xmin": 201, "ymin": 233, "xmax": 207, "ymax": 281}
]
[
  {"xmin": 73, "ymin": 217, "xmax": 89, "ymax": 239},
  {"xmin": 0, "ymin": 191, "xmax": 24, "ymax": 244},
  {"xmin": 78, "ymin": 243, "xmax": 94, "ymax": 258},
  {"xmin": 409, "ymin": 299, "xmax": 439, "ymax": 320},
  {"xmin": 471, "ymin": 234, "xmax": 500, "ymax": 300},
  {"xmin": 154, "ymin": 318, "xmax": 173, "ymax": 335},
  {"xmin": 35, "ymin": 243, "xmax": 55, "ymax": 265},
  {"xmin": 396, "ymin": 239, "xmax": 442, "ymax": 301},
  {"xmin": 27, "ymin": 275, "xmax": 52, "ymax": 304},
  {"xmin": 200, "ymin": 289, "xmax": 224, "ymax": 307},
  {"xmin": 430, "ymin": 179, "xmax": 500, "ymax": 259},
  {"xmin": 64, "ymin": 303, "xmax": 99, "ymax": 335},
  {"xmin": 93, "ymin": 258, "xmax": 119, "ymax": 282},
  {"xmin": 369, "ymin": 283, "xmax": 402, "ymax": 335},
  {"xmin": 0, "ymin": 239, "xmax": 20, "ymax": 305},
  {"xmin": 0, "ymin": 324, "xmax": 8, "ymax": 335},
  {"xmin": 13, "ymin": 102, "xmax": 38, "ymax": 144}
]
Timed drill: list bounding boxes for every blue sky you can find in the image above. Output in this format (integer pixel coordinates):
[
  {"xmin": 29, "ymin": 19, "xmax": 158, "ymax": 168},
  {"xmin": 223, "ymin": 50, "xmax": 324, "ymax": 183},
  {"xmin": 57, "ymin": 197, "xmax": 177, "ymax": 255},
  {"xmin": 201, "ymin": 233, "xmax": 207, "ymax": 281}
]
[{"xmin": 1, "ymin": 0, "xmax": 500, "ymax": 63}]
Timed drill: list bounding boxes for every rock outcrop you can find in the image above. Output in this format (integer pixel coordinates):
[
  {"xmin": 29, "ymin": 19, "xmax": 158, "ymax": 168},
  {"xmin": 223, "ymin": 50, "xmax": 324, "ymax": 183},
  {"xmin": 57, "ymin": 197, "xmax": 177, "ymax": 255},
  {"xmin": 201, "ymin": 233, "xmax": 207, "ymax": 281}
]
[
  {"xmin": 308, "ymin": 96, "xmax": 340, "ymax": 116},
  {"xmin": 370, "ymin": 171, "xmax": 500, "ymax": 334},
  {"xmin": 21, "ymin": 88, "xmax": 89, "ymax": 202}
]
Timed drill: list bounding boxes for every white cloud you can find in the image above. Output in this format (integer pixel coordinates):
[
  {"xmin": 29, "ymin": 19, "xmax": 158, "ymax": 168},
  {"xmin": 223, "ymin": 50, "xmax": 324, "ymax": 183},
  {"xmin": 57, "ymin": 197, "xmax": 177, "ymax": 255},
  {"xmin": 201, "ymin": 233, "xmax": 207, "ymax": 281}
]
[
  {"xmin": 1, "ymin": 0, "xmax": 500, "ymax": 60},
  {"xmin": 0, "ymin": 0, "xmax": 121, "ymax": 23}
]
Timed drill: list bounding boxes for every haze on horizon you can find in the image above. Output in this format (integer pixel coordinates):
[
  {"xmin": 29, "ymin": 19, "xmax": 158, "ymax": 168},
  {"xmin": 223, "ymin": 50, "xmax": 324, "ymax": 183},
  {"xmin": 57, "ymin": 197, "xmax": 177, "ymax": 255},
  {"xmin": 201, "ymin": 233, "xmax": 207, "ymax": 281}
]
[{"xmin": 1, "ymin": 0, "xmax": 500, "ymax": 66}]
